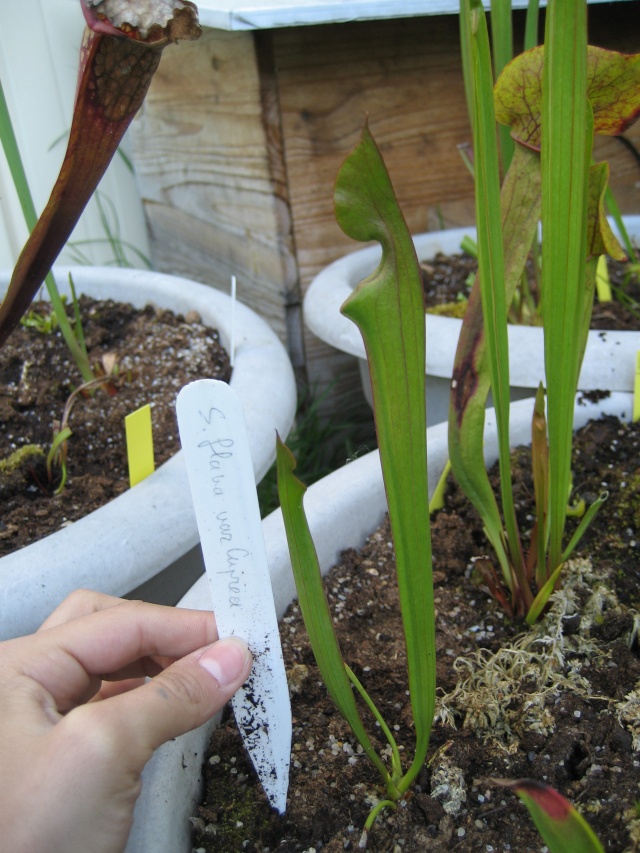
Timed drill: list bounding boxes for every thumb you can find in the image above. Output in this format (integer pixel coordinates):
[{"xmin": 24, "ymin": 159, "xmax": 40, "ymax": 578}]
[{"xmin": 99, "ymin": 636, "xmax": 252, "ymax": 762}]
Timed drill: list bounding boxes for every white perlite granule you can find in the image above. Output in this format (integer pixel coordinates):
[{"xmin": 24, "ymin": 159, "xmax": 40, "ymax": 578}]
[{"xmin": 88, "ymin": 0, "xmax": 186, "ymax": 37}]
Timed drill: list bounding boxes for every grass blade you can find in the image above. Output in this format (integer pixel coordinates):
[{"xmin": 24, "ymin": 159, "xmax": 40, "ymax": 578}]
[
  {"xmin": 561, "ymin": 492, "xmax": 608, "ymax": 564},
  {"xmin": 467, "ymin": 0, "xmax": 527, "ymax": 597},
  {"xmin": 524, "ymin": 0, "xmax": 540, "ymax": 51},
  {"xmin": 490, "ymin": 0, "xmax": 515, "ymax": 171},
  {"xmin": 542, "ymin": 0, "xmax": 590, "ymax": 572}
]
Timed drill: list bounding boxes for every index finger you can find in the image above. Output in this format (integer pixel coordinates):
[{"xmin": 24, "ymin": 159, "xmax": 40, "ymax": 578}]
[
  {"xmin": 37, "ymin": 589, "xmax": 128, "ymax": 632},
  {"xmin": 6, "ymin": 601, "xmax": 218, "ymax": 712}
]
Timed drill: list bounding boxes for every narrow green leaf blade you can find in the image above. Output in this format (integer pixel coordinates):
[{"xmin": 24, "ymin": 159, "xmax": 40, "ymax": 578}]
[
  {"xmin": 490, "ymin": 0, "xmax": 515, "ymax": 170},
  {"xmin": 448, "ymin": 143, "xmax": 541, "ymax": 603},
  {"xmin": 449, "ymin": 2, "xmax": 540, "ymax": 615},
  {"xmin": 459, "ymin": 0, "xmax": 476, "ymax": 134},
  {"xmin": 561, "ymin": 491, "xmax": 608, "ymax": 564},
  {"xmin": 468, "ymin": 1, "xmax": 524, "ymax": 586},
  {"xmin": 524, "ymin": 0, "xmax": 540, "ymax": 51},
  {"xmin": 526, "ymin": 563, "xmax": 562, "ymax": 625},
  {"xmin": 275, "ymin": 436, "xmax": 390, "ymax": 786},
  {"xmin": 0, "ymin": 80, "xmax": 38, "ymax": 230},
  {"xmin": 542, "ymin": 0, "xmax": 590, "ymax": 571}
]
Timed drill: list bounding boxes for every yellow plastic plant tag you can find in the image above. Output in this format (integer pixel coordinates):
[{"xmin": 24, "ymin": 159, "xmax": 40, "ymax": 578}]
[
  {"xmin": 595, "ymin": 255, "xmax": 612, "ymax": 302},
  {"xmin": 634, "ymin": 352, "xmax": 640, "ymax": 423},
  {"xmin": 125, "ymin": 404, "xmax": 155, "ymax": 487}
]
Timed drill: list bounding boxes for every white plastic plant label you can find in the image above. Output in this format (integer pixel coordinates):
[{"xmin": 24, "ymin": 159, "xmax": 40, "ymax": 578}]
[{"xmin": 176, "ymin": 379, "xmax": 290, "ymax": 813}]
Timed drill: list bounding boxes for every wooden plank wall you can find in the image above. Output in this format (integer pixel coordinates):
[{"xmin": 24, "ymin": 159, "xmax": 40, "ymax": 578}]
[
  {"xmin": 266, "ymin": 14, "xmax": 476, "ymax": 406},
  {"xmin": 588, "ymin": 2, "xmax": 640, "ymax": 217},
  {"xmin": 130, "ymin": 29, "xmax": 298, "ymax": 350},
  {"xmin": 131, "ymin": 4, "xmax": 640, "ymax": 415},
  {"xmin": 269, "ymin": 16, "xmax": 475, "ymax": 282}
]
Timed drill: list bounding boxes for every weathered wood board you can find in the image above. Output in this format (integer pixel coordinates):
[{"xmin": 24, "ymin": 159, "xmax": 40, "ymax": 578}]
[
  {"xmin": 130, "ymin": 29, "xmax": 298, "ymax": 352},
  {"xmin": 268, "ymin": 15, "xmax": 476, "ymax": 402}
]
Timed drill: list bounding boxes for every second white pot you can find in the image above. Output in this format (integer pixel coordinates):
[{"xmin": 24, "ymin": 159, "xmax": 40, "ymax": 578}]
[{"xmin": 304, "ymin": 217, "xmax": 640, "ymax": 425}]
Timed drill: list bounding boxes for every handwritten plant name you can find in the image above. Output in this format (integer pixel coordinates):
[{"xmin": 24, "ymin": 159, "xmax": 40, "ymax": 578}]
[
  {"xmin": 197, "ymin": 405, "xmax": 249, "ymax": 609},
  {"xmin": 216, "ymin": 548, "xmax": 250, "ymax": 608}
]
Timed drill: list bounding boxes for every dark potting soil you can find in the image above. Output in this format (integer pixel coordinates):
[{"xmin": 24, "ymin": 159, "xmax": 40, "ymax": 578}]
[
  {"xmin": 0, "ymin": 295, "xmax": 231, "ymax": 558},
  {"xmin": 421, "ymin": 251, "xmax": 640, "ymax": 332},
  {"xmin": 193, "ymin": 413, "xmax": 640, "ymax": 853}
]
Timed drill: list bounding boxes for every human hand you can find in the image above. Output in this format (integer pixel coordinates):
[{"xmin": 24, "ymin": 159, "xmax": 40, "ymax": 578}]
[{"xmin": 0, "ymin": 589, "xmax": 252, "ymax": 853}]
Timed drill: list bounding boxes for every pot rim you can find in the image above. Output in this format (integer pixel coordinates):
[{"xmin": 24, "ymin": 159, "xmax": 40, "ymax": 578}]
[{"xmin": 304, "ymin": 215, "xmax": 640, "ymax": 389}]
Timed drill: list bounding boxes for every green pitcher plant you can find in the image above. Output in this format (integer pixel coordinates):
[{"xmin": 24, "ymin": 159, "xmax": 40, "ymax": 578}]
[
  {"xmin": 449, "ymin": 0, "xmax": 640, "ymax": 623},
  {"xmin": 276, "ymin": 121, "xmax": 436, "ymax": 838}
]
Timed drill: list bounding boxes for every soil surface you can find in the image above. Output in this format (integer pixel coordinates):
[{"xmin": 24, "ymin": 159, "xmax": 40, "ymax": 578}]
[
  {"xmin": 0, "ymin": 296, "xmax": 231, "ymax": 557},
  {"xmin": 421, "ymin": 251, "xmax": 640, "ymax": 331},
  {"xmin": 193, "ymin": 413, "xmax": 640, "ymax": 853}
]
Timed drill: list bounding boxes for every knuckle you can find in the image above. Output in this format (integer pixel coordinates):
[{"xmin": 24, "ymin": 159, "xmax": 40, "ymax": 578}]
[
  {"xmin": 63, "ymin": 588, "xmax": 93, "ymax": 606},
  {"xmin": 154, "ymin": 666, "xmax": 210, "ymax": 709},
  {"xmin": 62, "ymin": 587, "xmax": 102, "ymax": 611}
]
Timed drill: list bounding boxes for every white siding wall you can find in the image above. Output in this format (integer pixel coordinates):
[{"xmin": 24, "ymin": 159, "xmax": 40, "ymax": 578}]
[{"xmin": 0, "ymin": 0, "xmax": 150, "ymax": 271}]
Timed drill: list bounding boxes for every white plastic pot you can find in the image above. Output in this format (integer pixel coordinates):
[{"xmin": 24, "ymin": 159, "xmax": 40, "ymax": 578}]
[
  {"xmin": 0, "ymin": 266, "xmax": 296, "ymax": 640},
  {"xmin": 304, "ymin": 217, "xmax": 640, "ymax": 425},
  {"xmin": 127, "ymin": 390, "xmax": 634, "ymax": 853}
]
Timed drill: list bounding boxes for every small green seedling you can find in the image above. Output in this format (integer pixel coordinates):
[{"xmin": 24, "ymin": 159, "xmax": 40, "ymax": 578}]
[
  {"xmin": 46, "ymin": 428, "xmax": 73, "ymax": 495},
  {"xmin": 20, "ymin": 303, "xmax": 63, "ymax": 336},
  {"xmin": 45, "ymin": 352, "xmax": 120, "ymax": 493}
]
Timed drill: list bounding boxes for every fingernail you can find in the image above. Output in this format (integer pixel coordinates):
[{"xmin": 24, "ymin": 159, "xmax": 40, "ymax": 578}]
[{"xmin": 198, "ymin": 637, "xmax": 250, "ymax": 687}]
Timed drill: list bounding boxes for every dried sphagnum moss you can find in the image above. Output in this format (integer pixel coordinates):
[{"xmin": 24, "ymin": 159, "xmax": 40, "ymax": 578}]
[{"xmin": 435, "ymin": 558, "xmax": 640, "ymax": 748}]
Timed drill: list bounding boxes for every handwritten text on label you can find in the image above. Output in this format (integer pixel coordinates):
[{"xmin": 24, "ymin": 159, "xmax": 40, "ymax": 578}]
[{"xmin": 195, "ymin": 407, "xmax": 250, "ymax": 608}]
